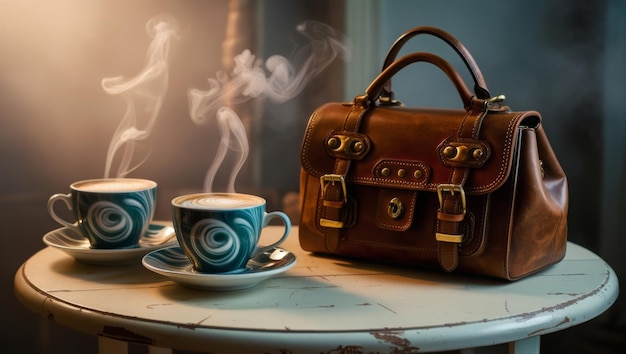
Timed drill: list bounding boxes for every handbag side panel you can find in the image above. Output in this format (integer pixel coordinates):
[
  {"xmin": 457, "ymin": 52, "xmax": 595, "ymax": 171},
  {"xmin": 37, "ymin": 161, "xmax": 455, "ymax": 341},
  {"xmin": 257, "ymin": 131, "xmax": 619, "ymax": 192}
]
[{"xmin": 506, "ymin": 126, "xmax": 568, "ymax": 279}]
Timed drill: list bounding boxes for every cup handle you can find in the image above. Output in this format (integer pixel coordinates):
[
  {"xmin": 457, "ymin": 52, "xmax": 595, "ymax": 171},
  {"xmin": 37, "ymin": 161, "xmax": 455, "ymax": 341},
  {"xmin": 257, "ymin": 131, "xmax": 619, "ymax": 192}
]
[
  {"xmin": 254, "ymin": 211, "xmax": 292, "ymax": 256},
  {"xmin": 47, "ymin": 193, "xmax": 80, "ymax": 233}
]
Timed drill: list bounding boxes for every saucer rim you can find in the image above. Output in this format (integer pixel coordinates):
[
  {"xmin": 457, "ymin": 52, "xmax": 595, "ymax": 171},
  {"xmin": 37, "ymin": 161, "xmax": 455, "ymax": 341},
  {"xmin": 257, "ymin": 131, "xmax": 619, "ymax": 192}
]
[
  {"xmin": 141, "ymin": 245, "xmax": 297, "ymax": 290},
  {"xmin": 42, "ymin": 220, "xmax": 176, "ymax": 254}
]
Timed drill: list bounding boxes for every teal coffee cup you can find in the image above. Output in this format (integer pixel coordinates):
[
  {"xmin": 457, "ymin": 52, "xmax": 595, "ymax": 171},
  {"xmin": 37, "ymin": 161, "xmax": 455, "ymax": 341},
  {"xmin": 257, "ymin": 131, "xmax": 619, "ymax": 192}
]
[
  {"xmin": 171, "ymin": 193, "xmax": 291, "ymax": 273},
  {"xmin": 47, "ymin": 178, "xmax": 157, "ymax": 249}
]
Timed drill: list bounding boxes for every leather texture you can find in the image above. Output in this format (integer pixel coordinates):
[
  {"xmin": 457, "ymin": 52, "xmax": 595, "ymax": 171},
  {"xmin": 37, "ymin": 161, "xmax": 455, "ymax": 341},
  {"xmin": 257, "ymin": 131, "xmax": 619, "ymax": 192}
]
[{"xmin": 298, "ymin": 27, "xmax": 568, "ymax": 281}]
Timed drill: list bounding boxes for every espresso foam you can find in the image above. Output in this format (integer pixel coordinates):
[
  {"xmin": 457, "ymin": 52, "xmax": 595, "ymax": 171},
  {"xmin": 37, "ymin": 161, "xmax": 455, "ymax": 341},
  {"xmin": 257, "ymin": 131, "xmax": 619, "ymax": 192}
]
[
  {"xmin": 74, "ymin": 179, "xmax": 156, "ymax": 193},
  {"xmin": 175, "ymin": 193, "xmax": 264, "ymax": 209}
]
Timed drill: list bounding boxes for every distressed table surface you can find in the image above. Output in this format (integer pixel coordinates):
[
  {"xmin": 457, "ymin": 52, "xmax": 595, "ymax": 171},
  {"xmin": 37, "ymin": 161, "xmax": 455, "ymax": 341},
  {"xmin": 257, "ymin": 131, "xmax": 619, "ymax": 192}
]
[{"xmin": 15, "ymin": 226, "xmax": 618, "ymax": 354}]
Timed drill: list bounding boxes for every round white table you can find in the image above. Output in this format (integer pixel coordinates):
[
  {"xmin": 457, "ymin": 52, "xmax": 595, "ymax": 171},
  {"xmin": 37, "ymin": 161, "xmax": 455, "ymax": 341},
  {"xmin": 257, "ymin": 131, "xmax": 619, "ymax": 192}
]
[{"xmin": 14, "ymin": 225, "xmax": 619, "ymax": 354}]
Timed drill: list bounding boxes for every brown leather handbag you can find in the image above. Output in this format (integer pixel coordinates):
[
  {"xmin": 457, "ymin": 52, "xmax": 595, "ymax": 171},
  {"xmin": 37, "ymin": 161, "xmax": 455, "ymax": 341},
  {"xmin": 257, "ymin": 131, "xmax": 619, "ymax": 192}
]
[{"xmin": 298, "ymin": 26, "xmax": 568, "ymax": 280}]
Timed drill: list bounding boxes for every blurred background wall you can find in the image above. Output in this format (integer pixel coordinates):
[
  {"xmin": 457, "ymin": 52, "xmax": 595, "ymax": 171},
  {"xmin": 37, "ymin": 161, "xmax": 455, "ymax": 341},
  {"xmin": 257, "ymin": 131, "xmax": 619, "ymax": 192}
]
[{"xmin": 1, "ymin": 0, "xmax": 624, "ymax": 353}]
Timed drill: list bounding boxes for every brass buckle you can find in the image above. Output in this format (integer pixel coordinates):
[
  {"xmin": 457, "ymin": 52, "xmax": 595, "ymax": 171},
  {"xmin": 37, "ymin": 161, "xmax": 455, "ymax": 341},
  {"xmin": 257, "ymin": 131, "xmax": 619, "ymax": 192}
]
[
  {"xmin": 436, "ymin": 184, "xmax": 467, "ymax": 244},
  {"xmin": 320, "ymin": 174, "xmax": 347, "ymax": 203},
  {"xmin": 437, "ymin": 184, "xmax": 466, "ymax": 216}
]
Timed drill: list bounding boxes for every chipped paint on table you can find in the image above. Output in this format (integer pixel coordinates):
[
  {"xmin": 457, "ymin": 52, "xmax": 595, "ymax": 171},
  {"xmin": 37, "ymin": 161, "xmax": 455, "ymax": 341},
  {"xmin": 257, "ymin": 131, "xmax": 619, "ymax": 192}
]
[{"xmin": 15, "ymin": 226, "xmax": 619, "ymax": 353}]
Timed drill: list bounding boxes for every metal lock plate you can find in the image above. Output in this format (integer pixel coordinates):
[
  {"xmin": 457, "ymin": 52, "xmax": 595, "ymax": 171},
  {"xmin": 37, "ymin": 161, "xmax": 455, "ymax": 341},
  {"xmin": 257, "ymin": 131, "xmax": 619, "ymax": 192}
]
[{"xmin": 387, "ymin": 197, "xmax": 404, "ymax": 219}]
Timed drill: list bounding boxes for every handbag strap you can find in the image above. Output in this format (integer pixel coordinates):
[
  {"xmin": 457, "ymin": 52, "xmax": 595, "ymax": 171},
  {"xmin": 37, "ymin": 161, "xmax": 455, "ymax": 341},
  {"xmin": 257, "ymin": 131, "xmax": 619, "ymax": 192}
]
[
  {"xmin": 367, "ymin": 52, "xmax": 475, "ymax": 110},
  {"xmin": 321, "ymin": 52, "xmax": 504, "ymax": 270},
  {"xmin": 380, "ymin": 26, "xmax": 490, "ymax": 104},
  {"xmin": 319, "ymin": 96, "xmax": 369, "ymax": 251}
]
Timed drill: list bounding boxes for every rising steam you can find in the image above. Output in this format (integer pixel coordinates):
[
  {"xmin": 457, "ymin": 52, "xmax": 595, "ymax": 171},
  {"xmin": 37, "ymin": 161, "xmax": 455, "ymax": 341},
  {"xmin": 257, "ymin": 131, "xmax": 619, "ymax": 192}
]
[
  {"xmin": 188, "ymin": 20, "xmax": 349, "ymax": 192},
  {"xmin": 102, "ymin": 15, "xmax": 178, "ymax": 178}
]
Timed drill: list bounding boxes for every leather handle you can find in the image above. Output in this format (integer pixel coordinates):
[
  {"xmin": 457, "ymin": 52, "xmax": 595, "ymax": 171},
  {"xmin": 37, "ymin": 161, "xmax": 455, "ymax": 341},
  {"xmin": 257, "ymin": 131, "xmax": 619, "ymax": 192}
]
[
  {"xmin": 381, "ymin": 26, "xmax": 490, "ymax": 101},
  {"xmin": 365, "ymin": 52, "xmax": 474, "ymax": 110}
]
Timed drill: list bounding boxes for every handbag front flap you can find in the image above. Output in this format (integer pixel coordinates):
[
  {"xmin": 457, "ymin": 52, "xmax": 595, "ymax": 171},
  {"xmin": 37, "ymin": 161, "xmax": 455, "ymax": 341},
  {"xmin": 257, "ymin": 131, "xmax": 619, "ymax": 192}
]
[{"xmin": 301, "ymin": 102, "xmax": 541, "ymax": 195}]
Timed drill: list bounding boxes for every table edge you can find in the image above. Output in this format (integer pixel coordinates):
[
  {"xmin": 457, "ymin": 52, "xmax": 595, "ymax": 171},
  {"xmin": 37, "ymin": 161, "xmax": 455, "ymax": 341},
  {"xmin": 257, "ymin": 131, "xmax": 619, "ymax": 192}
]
[{"xmin": 14, "ymin": 243, "xmax": 620, "ymax": 353}]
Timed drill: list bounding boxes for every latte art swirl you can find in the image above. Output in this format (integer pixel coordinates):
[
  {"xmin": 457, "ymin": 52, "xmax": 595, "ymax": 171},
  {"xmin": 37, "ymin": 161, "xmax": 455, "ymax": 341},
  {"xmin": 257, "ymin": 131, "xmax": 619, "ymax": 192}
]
[{"xmin": 178, "ymin": 194, "xmax": 263, "ymax": 209}]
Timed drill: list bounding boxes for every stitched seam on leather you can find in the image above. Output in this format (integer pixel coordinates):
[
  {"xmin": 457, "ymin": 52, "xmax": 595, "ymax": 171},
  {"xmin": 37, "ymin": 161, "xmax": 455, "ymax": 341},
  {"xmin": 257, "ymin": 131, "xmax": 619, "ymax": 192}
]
[
  {"xmin": 375, "ymin": 160, "xmax": 430, "ymax": 169},
  {"xmin": 469, "ymin": 112, "xmax": 524, "ymax": 193},
  {"xmin": 343, "ymin": 104, "xmax": 358, "ymax": 131},
  {"xmin": 313, "ymin": 188, "xmax": 325, "ymax": 234},
  {"xmin": 470, "ymin": 111, "xmax": 485, "ymax": 138},
  {"xmin": 301, "ymin": 110, "xmax": 321, "ymax": 176},
  {"xmin": 353, "ymin": 176, "xmax": 430, "ymax": 189},
  {"xmin": 458, "ymin": 109, "xmax": 472, "ymax": 138}
]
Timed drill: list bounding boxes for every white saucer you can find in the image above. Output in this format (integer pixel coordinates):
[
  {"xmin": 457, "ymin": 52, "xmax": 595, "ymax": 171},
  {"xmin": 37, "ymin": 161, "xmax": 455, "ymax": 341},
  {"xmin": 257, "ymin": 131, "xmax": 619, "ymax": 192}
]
[
  {"xmin": 43, "ymin": 221, "xmax": 177, "ymax": 266},
  {"xmin": 142, "ymin": 246, "xmax": 297, "ymax": 291}
]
